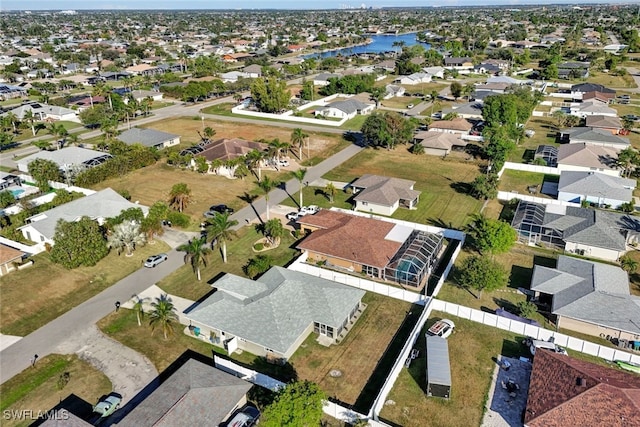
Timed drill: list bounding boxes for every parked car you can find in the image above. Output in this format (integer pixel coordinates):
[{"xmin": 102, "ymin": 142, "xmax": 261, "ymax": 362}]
[
  {"xmin": 300, "ymin": 205, "xmax": 320, "ymax": 215},
  {"xmin": 618, "ymin": 95, "xmax": 631, "ymax": 100},
  {"xmin": 286, "ymin": 211, "xmax": 302, "ymax": 221},
  {"xmin": 407, "ymin": 103, "xmax": 415, "ymax": 109},
  {"xmin": 524, "ymin": 337, "xmax": 568, "ymax": 356},
  {"xmin": 224, "ymin": 404, "xmax": 260, "ymax": 427},
  {"xmin": 204, "ymin": 204, "xmax": 234, "ymax": 218},
  {"xmin": 278, "ymin": 159, "xmax": 290, "ymax": 167},
  {"xmin": 623, "ymin": 114, "xmax": 639, "ymax": 122},
  {"xmin": 426, "ymin": 319, "xmax": 455, "ymax": 339},
  {"xmin": 93, "ymin": 394, "xmax": 121, "ymax": 418},
  {"xmin": 144, "ymin": 253, "xmax": 168, "ymax": 268}
]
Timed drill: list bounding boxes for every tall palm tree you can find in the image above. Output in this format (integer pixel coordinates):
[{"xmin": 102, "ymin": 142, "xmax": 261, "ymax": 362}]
[
  {"xmin": 263, "ymin": 218, "xmax": 284, "ymax": 246},
  {"xmin": 205, "ymin": 213, "xmax": 239, "ymax": 263},
  {"xmin": 258, "ymin": 176, "xmax": 278, "ymax": 220},
  {"xmin": 107, "ymin": 221, "xmax": 146, "ymax": 256},
  {"xmin": 203, "ymin": 126, "xmax": 216, "ymax": 142},
  {"xmin": 268, "ymin": 138, "xmax": 290, "ymax": 163},
  {"xmin": 23, "ymin": 110, "xmax": 36, "ymax": 136},
  {"xmin": 177, "ymin": 237, "xmax": 210, "ymax": 281},
  {"xmin": 5, "ymin": 112, "xmax": 18, "ymax": 133},
  {"xmin": 168, "ymin": 183, "xmax": 191, "ymax": 213},
  {"xmin": 47, "ymin": 123, "xmax": 68, "ymax": 150},
  {"xmin": 149, "ymin": 294, "xmax": 178, "ymax": 340},
  {"xmin": 325, "ymin": 182, "xmax": 337, "ymax": 203},
  {"xmin": 292, "ymin": 168, "xmax": 307, "ymax": 208},
  {"xmin": 291, "ymin": 128, "xmax": 308, "ymax": 159},
  {"xmin": 245, "ymin": 149, "xmax": 264, "ymax": 181},
  {"xmin": 131, "ymin": 294, "xmax": 149, "ymax": 326}
]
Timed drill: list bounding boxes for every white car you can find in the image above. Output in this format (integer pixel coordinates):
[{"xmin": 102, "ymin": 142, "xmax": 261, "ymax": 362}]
[
  {"xmin": 407, "ymin": 103, "xmax": 414, "ymax": 109},
  {"xmin": 278, "ymin": 159, "xmax": 289, "ymax": 167},
  {"xmin": 144, "ymin": 253, "xmax": 168, "ymax": 268},
  {"xmin": 426, "ymin": 319, "xmax": 455, "ymax": 339},
  {"xmin": 300, "ymin": 205, "xmax": 319, "ymax": 215}
]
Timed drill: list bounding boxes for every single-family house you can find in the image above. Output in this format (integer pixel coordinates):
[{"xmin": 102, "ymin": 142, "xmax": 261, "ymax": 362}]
[
  {"xmin": 557, "ymin": 61, "xmax": 590, "ymax": 79},
  {"xmin": 525, "ymin": 349, "xmax": 640, "ymax": 426},
  {"xmin": 0, "ymin": 244, "xmax": 25, "ymax": 276},
  {"xmin": 413, "ymin": 131, "xmax": 467, "ymax": 156},
  {"xmin": 375, "ymin": 60, "xmax": 396, "ymax": 73},
  {"xmin": 557, "ymin": 143, "xmax": 621, "ymax": 177},
  {"xmin": 473, "ymin": 62, "xmax": 501, "ymax": 75},
  {"xmin": 395, "ymin": 72, "xmax": 432, "ymax": 85},
  {"xmin": 315, "ymin": 99, "xmax": 375, "ymax": 120},
  {"xmin": 557, "ymin": 171, "xmax": 635, "ymax": 208},
  {"xmin": 486, "ymin": 75, "xmax": 528, "ymax": 85},
  {"xmin": 313, "ymin": 72, "xmax": 341, "ymax": 87},
  {"xmin": 558, "ymin": 127, "xmax": 629, "ymax": 149},
  {"xmin": 185, "ymin": 266, "xmax": 366, "ymax": 361},
  {"xmin": 242, "ymin": 64, "xmax": 262, "ymax": 78},
  {"xmin": 511, "ymin": 201, "xmax": 640, "ymax": 261},
  {"xmin": 351, "ymin": 174, "xmax": 421, "ymax": 215},
  {"xmin": 603, "ymin": 44, "xmax": 628, "ymax": 54},
  {"xmin": 384, "ymin": 84, "xmax": 405, "ymax": 99},
  {"xmin": 529, "ymin": 256, "xmax": 640, "ymax": 341},
  {"xmin": 569, "ymin": 100, "xmax": 618, "ymax": 118},
  {"xmin": 19, "ymin": 188, "xmax": 148, "ymax": 245},
  {"xmin": 0, "ymin": 171, "xmax": 22, "ymax": 190},
  {"xmin": 297, "ymin": 210, "xmax": 443, "ymax": 288},
  {"xmin": 474, "ymin": 82, "xmax": 510, "ymax": 94},
  {"xmin": 570, "ymin": 83, "xmax": 616, "ymax": 102},
  {"xmin": 188, "ymin": 138, "xmax": 268, "ymax": 177},
  {"xmin": 439, "ymin": 102, "xmax": 484, "ymax": 120},
  {"xmin": 422, "ymin": 66, "xmax": 445, "ymax": 79},
  {"xmin": 219, "ymin": 71, "xmax": 251, "ymax": 83},
  {"xmin": 117, "ymin": 127, "xmax": 180, "ymax": 150},
  {"xmin": 127, "ymin": 89, "xmax": 164, "ymax": 103},
  {"xmin": 1, "ymin": 102, "xmax": 79, "ymax": 123},
  {"xmin": 444, "ymin": 57, "xmax": 473, "ymax": 69},
  {"xmin": 16, "ymin": 146, "xmax": 113, "ymax": 174},
  {"xmin": 117, "ymin": 357, "xmax": 253, "ymax": 427},
  {"xmin": 0, "ymin": 84, "xmax": 27, "ymax": 100},
  {"xmin": 584, "ymin": 115, "xmax": 623, "ymax": 134},
  {"xmin": 428, "ymin": 117, "xmax": 473, "ymax": 135},
  {"xmin": 125, "ymin": 64, "xmax": 161, "ymax": 76}
]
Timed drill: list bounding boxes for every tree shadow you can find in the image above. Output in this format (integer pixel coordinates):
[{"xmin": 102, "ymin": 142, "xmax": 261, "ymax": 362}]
[
  {"xmin": 426, "ymin": 217, "xmax": 454, "ymax": 230},
  {"xmin": 501, "ymin": 337, "xmax": 529, "ymax": 359},
  {"xmin": 522, "ymin": 149, "xmax": 535, "ymax": 163},
  {"xmin": 509, "ymin": 265, "xmax": 533, "ymax": 290},
  {"xmin": 449, "ymin": 181, "xmax": 472, "ymax": 195},
  {"xmin": 533, "ymin": 255, "xmax": 557, "ymax": 269},
  {"xmin": 31, "ymin": 393, "xmax": 93, "ymax": 426},
  {"xmin": 314, "ymin": 188, "xmax": 330, "ymax": 201},
  {"xmin": 493, "ymin": 297, "xmax": 520, "ymax": 314},
  {"xmin": 278, "ymin": 181, "xmax": 298, "ymax": 207},
  {"xmin": 237, "ymin": 192, "xmax": 263, "ymax": 225}
]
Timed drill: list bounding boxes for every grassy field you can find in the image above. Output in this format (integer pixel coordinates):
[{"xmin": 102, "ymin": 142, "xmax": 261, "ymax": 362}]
[
  {"xmin": 157, "ymin": 226, "xmax": 300, "ymax": 301},
  {"xmin": 498, "ymin": 169, "xmax": 558, "ymax": 197},
  {"xmin": 0, "ymin": 354, "xmax": 112, "ymax": 427},
  {"xmin": 586, "ymin": 72, "xmax": 637, "ymax": 89},
  {"xmin": 512, "ymin": 117, "xmax": 559, "ymax": 163},
  {"xmin": 0, "ymin": 241, "xmax": 170, "ymax": 336},
  {"xmin": 323, "ymin": 147, "xmax": 484, "ymax": 228},
  {"xmin": 98, "ymin": 291, "xmax": 413, "ymax": 412}
]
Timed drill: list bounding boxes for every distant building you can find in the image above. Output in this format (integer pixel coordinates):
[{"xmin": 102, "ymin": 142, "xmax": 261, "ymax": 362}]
[{"xmin": 117, "ymin": 127, "xmax": 181, "ymax": 150}]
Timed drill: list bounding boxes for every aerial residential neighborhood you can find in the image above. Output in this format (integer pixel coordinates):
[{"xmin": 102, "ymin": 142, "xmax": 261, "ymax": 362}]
[{"xmin": 0, "ymin": 3, "xmax": 639, "ymax": 427}]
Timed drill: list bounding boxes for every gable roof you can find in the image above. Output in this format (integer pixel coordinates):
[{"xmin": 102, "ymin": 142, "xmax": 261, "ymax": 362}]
[
  {"xmin": 414, "ymin": 131, "xmax": 466, "ymax": 150},
  {"xmin": 573, "ymin": 100, "xmax": 619, "ymax": 116},
  {"xmin": 117, "ymin": 127, "xmax": 179, "ymax": 148},
  {"xmin": 0, "ymin": 243, "xmax": 23, "ymax": 265},
  {"xmin": 21, "ymin": 188, "xmax": 148, "ymax": 241},
  {"xmin": 296, "ymin": 210, "xmax": 406, "ymax": 269},
  {"xmin": 1, "ymin": 102, "xmax": 76, "ymax": 119},
  {"xmin": 186, "ymin": 267, "xmax": 365, "ymax": 355},
  {"xmin": 120, "ymin": 359, "xmax": 251, "ymax": 427},
  {"xmin": 585, "ymin": 115, "xmax": 622, "ymax": 129},
  {"xmin": 351, "ymin": 174, "xmax": 420, "ymax": 206},
  {"xmin": 558, "ymin": 171, "xmax": 635, "ymax": 201},
  {"xmin": 571, "ymin": 83, "xmax": 616, "ymax": 94},
  {"xmin": 196, "ymin": 138, "xmax": 267, "ymax": 162},
  {"xmin": 320, "ymin": 99, "xmax": 372, "ymax": 114},
  {"xmin": 429, "ymin": 117, "xmax": 473, "ymax": 132},
  {"xmin": 557, "ymin": 143, "xmax": 620, "ymax": 170},
  {"xmin": 525, "ymin": 349, "xmax": 640, "ymax": 426},
  {"xmin": 17, "ymin": 146, "xmax": 111, "ymax": 170}
]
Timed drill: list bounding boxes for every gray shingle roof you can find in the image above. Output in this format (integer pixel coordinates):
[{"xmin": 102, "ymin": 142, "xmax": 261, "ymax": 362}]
[
  {"xmin": 562, "ymin": 127, "xmax": 629, "ymax": 147},
  {"xmin": 558, "ymin": 171, "xmax": 635, "ymax": 202},
  {"xmin": 186, "ymin": 267, "xmax": 365, "ymax": 355},
  {"xmin": 352, "ymin": 174, "xmax": 420, "ymax": 206},
  {"xmin": 319, "ymin": 99, "xmax": 373, "ymax": 115},
  {"xmin": 21, "ymin": 188, "xmax": 148, "ymax": 241},
  {"xmin": 531, "ymin": 256, "xmax": 640, "ymax": 334},
  {"xmin": 571, "ymin": 83, "xmax": 616, "ymax": 94},
  {"xmin": 18, "ymin": 146, "xmax": 108, "ymax": 169},
  {"xmin": 117, "ymin": 127, "xmax": 179, "ymax": 148},
  {"xmin": 120, "ymin": 359, "xmax": 251, "ymax": 427}
]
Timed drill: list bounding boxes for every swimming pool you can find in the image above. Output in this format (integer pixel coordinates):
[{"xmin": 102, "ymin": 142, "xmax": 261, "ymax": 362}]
[{"xmin": 10, "ymin": 188, "xmax": 24, "ymax": 198}]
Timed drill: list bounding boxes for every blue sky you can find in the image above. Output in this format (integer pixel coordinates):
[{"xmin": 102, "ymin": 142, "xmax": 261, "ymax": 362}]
[{"xmin": 0, "ymin": 0, "xmax": 626, "ymax": 10}]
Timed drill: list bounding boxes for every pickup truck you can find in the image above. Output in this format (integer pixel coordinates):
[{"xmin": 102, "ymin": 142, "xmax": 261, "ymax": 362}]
[{"xmin": 426, "ymin": 319, "xmax": 455, "ymax": 339}]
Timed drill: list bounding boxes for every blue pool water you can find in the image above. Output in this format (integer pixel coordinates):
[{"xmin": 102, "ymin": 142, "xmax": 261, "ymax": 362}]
[{"xmin": 10, "ymin": 189, "xmax": 24, "ymax": 198}]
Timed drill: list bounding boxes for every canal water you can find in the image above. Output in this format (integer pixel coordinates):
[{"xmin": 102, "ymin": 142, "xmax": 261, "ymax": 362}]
[{"xmin": 304, "ymin": 32, "xmax": 431, "ymax": 58}]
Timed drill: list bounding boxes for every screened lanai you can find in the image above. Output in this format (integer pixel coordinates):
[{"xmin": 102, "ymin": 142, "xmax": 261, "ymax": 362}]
[
  {"xmin": 511, "ymin": 201, "xmax": 564, "ymax": 247},
  {"xmin": 384, "ymin": 230, "xmax": 444, "ymax": 288}
]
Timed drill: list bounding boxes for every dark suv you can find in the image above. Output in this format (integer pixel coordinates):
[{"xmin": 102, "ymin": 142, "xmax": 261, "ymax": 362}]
[{"xmin": 204, "ymin": 204, "xmax": 234, "ymax": 218}]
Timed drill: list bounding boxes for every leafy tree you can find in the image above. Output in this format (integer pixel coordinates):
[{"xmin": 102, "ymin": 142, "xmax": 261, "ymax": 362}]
[
  {"xmin": 300, "ymin": 80, "xmax": 314, "ymax": 101},
  {"xmin": 289, "ymin": 168, "xmax": 308, "ymax": 208},
  {"xmin": 257, "ymin": 176, "xmax": 278, "ymax": 220},
  {"xmin": 0, "ymin": 190, "xmax": 16, "ymax": 208},
  {"xmin": 465, "ymin": 214, "xmax": 517, "ymax": 254},
  {"xmin": 621, "ymin": 256, "xmax": 638, "ymax": 275},
  {"xmin": 411, "ymin": 143, "xmax": 425, "ymax": 155},
  {"xmin": 178, "ymin": 237, "xmax": 210, "ymax": 281},
  {"xmin": 205, "ymin": 212, "xmax": 239, "ymax": 263},
  {"xmin": 50, "ymin": 217, "xmax": 108, "ymax": 268},
  {"xmin": 244, "ymin": 254, "xmax": 273, "ymax": 279},
  {"xmin": 260, "ymin": 381, "xmax": 326, "ymax": 427},
  {"xmin": 470, "ymin": 174, "xmax": 499, "ymax": 200},
  {"xmin": 149, "ymin": 294, "xmax": 179, "ymax": 340},
  {"xmin": 457, "ymin": 255, "xmax": 508, "ymax": 299},
  {"xmin": 361, "ymin": 111, "xmax": 415, "ymax": 149},
  {"xmin": 250, "ymin": 77, "xmax": 291, "ymax": 113},
  {"xmin": 107, "ymin": 221, "xmax": 146, "ymax": 256},
  {"xmin": 450, "ymin": 81, "xmax": 463, "ymax": 100},
  {"xmin": 168, "ymin": 183, "xmax": 191, "ymax": 213},
  {"xmin": 28, "ymin": 158, "xmax": 61, "ymax": 192}
]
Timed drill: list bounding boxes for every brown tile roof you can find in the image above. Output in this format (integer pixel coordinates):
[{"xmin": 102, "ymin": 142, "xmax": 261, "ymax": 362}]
[
  {"xmin": 197, "ymin": 138, "xmax": 267, "ymax": 162},
  {"xmin": 296, "ymin": 210, "xmax": 402, "ymax": 268},
  {"xmin": 429, "ymin": 117, "xmax": 473, "ymax": 132},
  {"xmin": 0, "ymin": 243, "xmax": 24, "ymax": 265},
  {"xmin": 585, "ymin": 115, "xmax": 622, "ymax": 130},
  {"xmin": 525, "ymin": 349, "xmax": 640, "ymax": 427}
]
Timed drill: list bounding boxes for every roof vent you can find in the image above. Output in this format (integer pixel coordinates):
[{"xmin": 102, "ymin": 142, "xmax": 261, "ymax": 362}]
[{"xmin": 577, "ymin": 377, "xmax": 587, "ymax": 387}]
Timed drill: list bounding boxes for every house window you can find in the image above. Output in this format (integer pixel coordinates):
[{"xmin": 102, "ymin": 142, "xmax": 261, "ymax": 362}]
[{"xmin": 362, "ymin": 265, "xmax": 379, "ymax": 277}]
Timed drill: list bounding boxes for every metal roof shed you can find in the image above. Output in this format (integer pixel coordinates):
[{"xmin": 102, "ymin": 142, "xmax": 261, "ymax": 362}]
[{"xmin": 426, "ymin": 335, "xmax": 451, "ymax": 399}]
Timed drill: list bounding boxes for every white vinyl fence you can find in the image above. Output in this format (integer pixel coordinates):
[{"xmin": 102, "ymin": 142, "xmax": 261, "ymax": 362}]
[
  {"xmin": 498, "ymin": 162, "xmax": 559, "ymax": 177},
  {"xmin": 431, "ymin": 299, "xmax": 640, "ymax": 365},
  {"xmin": 497, "ymin": 191, "xmax": 580, "ymax": 207}
]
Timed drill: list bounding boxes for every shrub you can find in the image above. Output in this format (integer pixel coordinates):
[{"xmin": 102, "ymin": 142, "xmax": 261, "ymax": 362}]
[
  {"xmin": 517, "ymin": 300, "xmax": 538, "ymax": 318},
  {"xmin": 119, "ymin": 189, "xmax": 132, "ymax": 200},
  {"xmin": 166, "ymin": 211, "xmax": 190, "ymax": 228},
  {"xmin": 254, "ymin": 242, "xmax": 264, "ymax": 251}
]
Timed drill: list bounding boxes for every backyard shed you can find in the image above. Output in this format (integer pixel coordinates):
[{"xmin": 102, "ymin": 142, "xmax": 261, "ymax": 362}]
[{"xmin": 426, "ymin": 335, "xmax": 451, "ymax": 399}]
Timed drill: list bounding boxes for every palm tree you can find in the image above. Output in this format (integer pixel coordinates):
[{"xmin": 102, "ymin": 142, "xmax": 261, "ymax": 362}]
[
  {"xmin": 262, "ymin": 218, "xmax": 284, "ymax": 246},
  {"xmin": 203, "ymin": 126, "xmax": 216, "ymax": 141},
  {"xmin": 177, "ymin": 237, "xmax": 210, "ymax": 281},
  {"xmin": 269, "ymin": 138, "xmax": 290, "ymax": 163},
  {"xmin": 245, "ymin": 149, "xmax": 264, "ymax": 181},
  {"xmin": 292, "ymin": 168, "xmax": 307, "ymax": 208},
  {"xmin": 23, "ymin": 110, "xmax": 36, "ymax": 136},
  {"xmin": 325, "ymin": 182, "xmax": 337, "ymax": 203},
  {"xmin": 47, "ymin": 123, "xmax": 68, "ymax": 150},
  {"xmin": 132, "ymin": 294, "xmax": 149, "ymax": 326},
  {"xmin": 205, "ymin": 212, "xmax": 239, "ymax": 263},
  {"xmin": 149, "ymin": 294, "xmax": 178, "ymax": 340},
  {"xmin": 258, "ymin": 176, "xmax": 278, "ymax": 220},
  {"xmin": 411, "ymin": 143, "xmax": 425, "ymax": 155},
  {"xmin": 5, "ymin": 112, "xmax": 18, "ymax": 133},
  {"xmin": 107, "ymin": 221, "xmax": 146, "ymax": 256},
  {"xmin": 291, "ymin": 128, "xmax": 308, "ymax": 159},
  {"xmin": 621, "ymin": 256, "xmax": 638, "ymax": 275},
  {"xmin": 168, "ymin": 183, "xmax": 191, "ymax": 213}
]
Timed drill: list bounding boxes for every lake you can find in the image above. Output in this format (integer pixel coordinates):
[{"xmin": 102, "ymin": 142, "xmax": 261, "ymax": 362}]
[{"xmin": 304, "ymin": 32, "xmax": 431, "ymax": 59}]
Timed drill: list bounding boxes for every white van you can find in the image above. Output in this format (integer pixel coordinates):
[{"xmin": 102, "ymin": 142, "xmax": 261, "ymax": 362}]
[{"xmin": 529, "ymin": 339, "xmax": 568, "ymax": 356}]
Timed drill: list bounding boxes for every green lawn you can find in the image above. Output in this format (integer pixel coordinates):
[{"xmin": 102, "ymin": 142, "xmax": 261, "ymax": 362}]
[
  {"xmin": 157, "ymin": 226, "xmax": 300, "ymax": 301},
  {"xmin": 323, "ymin": 148, "xmax": 484, "ymax": 228},
  {"xmin": 511, "ymin": 117, "xmax": 559, "ymax": 163},
  {"xmin": 498, "ymin": 169, "xmax": 558, "ymax": 197}
]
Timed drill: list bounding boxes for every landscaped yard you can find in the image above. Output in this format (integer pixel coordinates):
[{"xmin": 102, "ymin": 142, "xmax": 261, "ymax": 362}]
[
  {"xmin": 0, "ymin": 241, "xmax": 170, "ymax": 336},
  {"xmin": 511, "ymin": 116, "xmax": 559, "ymax": 163},
  {"xmin": 322, "ymin": 147, "xmax": 484, "ymax": 228},
  {"xmin": 0, "ymin": 354, "xmax": 112, "ymax": 427},
  {"xmin": 498, "ymin": 169, "xmax": 558, "ymax": 197},
  {"xmin": 157, "ymin": 226, "xmax": 300, "ymax": 301}
]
